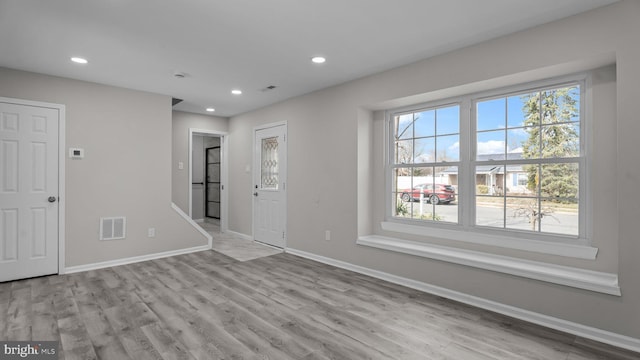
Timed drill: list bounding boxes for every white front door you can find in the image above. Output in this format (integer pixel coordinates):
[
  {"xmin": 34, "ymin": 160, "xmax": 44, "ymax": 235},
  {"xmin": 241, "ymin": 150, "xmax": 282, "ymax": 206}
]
[
  {"xmin": 253, "ymin": 124, "xmax": 286, "ymax": 248},
  {"xmin": 0, "ymin": 100, "xmax": 59, "ymax": 282}
]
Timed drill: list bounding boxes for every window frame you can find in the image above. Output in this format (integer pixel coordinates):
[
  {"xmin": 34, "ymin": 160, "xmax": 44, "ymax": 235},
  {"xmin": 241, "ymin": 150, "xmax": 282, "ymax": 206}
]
[
  {"xmin": 389, "ymin": 100, "xmax": 463, "ymax": 224},
  {"xmin": 385, "ymin": 73, "xmax": 591, "ymax": 253}
]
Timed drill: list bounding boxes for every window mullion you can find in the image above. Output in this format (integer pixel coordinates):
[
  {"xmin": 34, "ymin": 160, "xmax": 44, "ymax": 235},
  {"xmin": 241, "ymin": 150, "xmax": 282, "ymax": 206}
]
[{"xmin": 460, "ymin": 98, "xmax": 473, "ymax": 229}]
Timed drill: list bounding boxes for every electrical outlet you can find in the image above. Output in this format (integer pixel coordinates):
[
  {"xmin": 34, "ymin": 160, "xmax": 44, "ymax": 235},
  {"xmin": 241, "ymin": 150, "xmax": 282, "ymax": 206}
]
[
  {"xmin": 148, "ymin": 228, "xmax": 156, "ymax": 237},
  {"xmin": 325, "ymin": 230, "xmax": 331, "ymax": 241}
]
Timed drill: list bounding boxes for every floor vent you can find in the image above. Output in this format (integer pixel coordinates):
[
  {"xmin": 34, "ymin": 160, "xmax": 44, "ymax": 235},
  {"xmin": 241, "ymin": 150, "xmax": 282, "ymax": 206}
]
[{"xmin": 100, "ymin": 217, "xmax": 126, "ymax": 240}]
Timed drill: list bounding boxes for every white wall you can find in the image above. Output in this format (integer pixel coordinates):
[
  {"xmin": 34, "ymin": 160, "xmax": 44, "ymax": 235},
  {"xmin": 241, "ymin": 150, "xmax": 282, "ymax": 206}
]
[
  {"xmin": 191, "ymin": 135, "xmax": 205, "ymax": 220},
  {"xmin": 0, "ymin": 68, "xmax": 209, "ymax": 267},
  {"xmin": 192, "ymin": 136, "xmax": 205, "ymax": 184},
  {"xmin": 228, "ymin": 1, "xmax": 640, "ymax": 339}
]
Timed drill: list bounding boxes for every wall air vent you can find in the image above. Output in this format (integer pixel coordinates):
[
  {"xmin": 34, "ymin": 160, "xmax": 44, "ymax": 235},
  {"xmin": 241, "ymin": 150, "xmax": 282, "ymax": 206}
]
[{"xmin": 100, "ymin": 217, "xmax": 126, "ymax": 240}]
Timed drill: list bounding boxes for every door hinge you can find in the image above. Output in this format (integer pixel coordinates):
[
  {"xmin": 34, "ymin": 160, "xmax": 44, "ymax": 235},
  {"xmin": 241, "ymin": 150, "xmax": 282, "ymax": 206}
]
[{"xmin": 282, "ymin": 231, "xmax": 285, "ymax": 239}]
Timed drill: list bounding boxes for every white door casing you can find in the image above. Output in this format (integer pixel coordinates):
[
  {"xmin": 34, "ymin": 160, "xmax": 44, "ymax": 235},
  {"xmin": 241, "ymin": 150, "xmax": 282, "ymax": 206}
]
[
  {"xmin": 188, "ymin": 129, "xmax": 228, "ymax": 232},
  {"xmin": 0, "ymin": 100, "xmax": 61, "ymax": 281},
  {"xmin": 253, "ymin": 123, "xmax": 287, "ymax": 248}
]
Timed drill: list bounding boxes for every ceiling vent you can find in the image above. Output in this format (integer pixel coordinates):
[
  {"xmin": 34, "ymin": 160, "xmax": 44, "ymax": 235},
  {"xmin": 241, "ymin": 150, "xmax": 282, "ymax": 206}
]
[{"xmin": 260, "ymin": 85, "xmax": 277, "ymax": 92}]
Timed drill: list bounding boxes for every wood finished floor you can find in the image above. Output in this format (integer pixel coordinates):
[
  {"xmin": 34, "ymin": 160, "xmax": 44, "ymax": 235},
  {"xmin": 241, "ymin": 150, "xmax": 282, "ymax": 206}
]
[{"xmin": 1, "ymin": 250, "xmax": 638, "ymax": 360}]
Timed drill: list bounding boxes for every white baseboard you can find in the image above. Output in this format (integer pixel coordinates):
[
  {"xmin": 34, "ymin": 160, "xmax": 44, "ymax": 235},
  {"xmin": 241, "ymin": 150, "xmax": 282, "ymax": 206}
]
[
  {"xmin": 285, "ymin": 247, "xmax": 640, "ymax": 354},
  {"xmin": 65, "ymin": 245, "xmax": 210, "ymax": 274},
  {"xmin": 224, "ymin": 230, "xmax": 253, "ymax": 241}
]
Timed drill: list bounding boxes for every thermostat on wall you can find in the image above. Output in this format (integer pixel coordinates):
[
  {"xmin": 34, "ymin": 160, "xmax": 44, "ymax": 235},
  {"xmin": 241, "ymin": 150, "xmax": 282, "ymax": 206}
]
[{"xmin": 69, "ymin": 148, "xmax": 84, "ymax": 159}]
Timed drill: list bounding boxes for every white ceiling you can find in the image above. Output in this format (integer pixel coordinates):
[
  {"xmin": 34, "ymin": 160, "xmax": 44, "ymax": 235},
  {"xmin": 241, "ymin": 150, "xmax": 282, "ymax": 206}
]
[{"xmin": 0, "ymin": 0, "xmax": 618, "ymax": 117}]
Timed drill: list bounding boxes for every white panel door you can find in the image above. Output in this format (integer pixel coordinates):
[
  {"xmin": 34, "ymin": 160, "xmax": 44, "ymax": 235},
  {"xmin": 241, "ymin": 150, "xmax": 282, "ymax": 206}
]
[
  {"xmin": 253, "ymin": 124, "xmax": 286, "ymax": 248},
  {"xmin": 0, "ymin": 101, "xmax": 59, "ymax": 282}
]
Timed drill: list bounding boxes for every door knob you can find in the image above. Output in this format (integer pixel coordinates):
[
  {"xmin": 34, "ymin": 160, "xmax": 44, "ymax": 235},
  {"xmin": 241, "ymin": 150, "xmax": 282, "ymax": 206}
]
[
  {"xmin": 48, "ymin": 196, "xmax": 57, "ymax": 203},
  {"xmin": 253, "ymin": 192, "xmax": 258, "ymax": 197}
]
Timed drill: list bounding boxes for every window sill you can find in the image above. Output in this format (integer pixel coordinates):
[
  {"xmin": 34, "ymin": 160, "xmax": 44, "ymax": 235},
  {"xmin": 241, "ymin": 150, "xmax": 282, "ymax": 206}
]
[
  {"xmin": 357, "ymin": 235, "xmax": 620, "ymax": 296},
  {"xmin": 381, "ymin": 221, "xmax": 598, "ymax": 260}
]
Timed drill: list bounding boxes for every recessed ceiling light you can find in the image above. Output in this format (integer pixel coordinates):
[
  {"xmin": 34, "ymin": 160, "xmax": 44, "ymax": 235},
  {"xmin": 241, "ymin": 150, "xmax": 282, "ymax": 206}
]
[
  {"xmin": 231, "ymin": 89, "xmax": 242, "ymax": 95},
  {"xmin": 311, "ymin": 56, "xmax": 326, "ymax": 64},
  {"xmin": 206, "ymin": 108, "xmax": 215, "ymax": 112},
  {"xmin": 70, "ymin": 57, "xmax": 88, "ymax": 64}
]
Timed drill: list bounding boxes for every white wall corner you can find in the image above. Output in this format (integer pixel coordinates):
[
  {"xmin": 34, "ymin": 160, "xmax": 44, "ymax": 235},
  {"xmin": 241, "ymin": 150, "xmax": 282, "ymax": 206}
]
[{"xmin": 172, "ymin": 202, "xmax": 213, "ymax": 248}]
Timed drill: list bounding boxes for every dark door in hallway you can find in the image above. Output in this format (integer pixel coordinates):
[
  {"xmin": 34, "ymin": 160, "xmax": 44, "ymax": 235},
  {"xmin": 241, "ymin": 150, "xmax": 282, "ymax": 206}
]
[{"xmin": 205, "ymin": 146, "xmax": 221, "ymax": 219}]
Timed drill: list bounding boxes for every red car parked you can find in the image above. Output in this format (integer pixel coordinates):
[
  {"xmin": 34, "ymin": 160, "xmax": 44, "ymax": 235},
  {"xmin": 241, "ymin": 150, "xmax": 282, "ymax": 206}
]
[{"xmin": 400, "ymin": 184, "xmax": 456, "ymax": 205}]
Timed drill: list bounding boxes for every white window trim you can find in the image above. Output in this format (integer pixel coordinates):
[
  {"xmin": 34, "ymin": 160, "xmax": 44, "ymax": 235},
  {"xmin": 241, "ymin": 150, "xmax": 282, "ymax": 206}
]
[
  {"xmin": 357, "ymin": 235, "xmax": 618, "ymax": 296},
  {"xmin": 380, "ymin": 221, "xmax": 597, "ymax": 259},
  {"xmin": 384, "ymin": 73, "xmax": 595, "ymax": 259}
]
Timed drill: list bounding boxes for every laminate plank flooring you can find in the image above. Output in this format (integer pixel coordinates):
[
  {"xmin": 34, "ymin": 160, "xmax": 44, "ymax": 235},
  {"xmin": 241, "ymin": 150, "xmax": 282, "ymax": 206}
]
[{"xmin": 1, "ymin": 250, "xmax": 639, "ymax": 360}]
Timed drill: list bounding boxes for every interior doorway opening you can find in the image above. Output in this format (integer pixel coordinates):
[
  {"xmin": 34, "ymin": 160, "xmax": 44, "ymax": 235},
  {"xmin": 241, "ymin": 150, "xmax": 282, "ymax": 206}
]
[{"xmin": 189, "ymin": 129, "xmax": 227, "ymax": 233}]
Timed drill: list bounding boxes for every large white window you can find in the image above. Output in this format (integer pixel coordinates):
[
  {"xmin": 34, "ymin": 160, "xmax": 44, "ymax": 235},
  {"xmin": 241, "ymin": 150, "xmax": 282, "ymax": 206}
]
[{"xmin": 388, "ymin": 76, "xmax": 585, "ymax": 245}]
